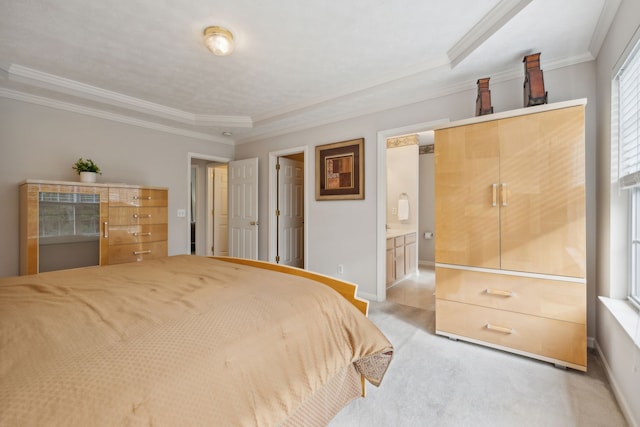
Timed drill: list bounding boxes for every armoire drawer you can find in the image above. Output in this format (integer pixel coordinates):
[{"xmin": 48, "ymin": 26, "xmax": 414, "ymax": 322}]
[
  {"xmin": 108, "ymin": 224, "xmax": 167, "ymax": 245},
  {"xmin": 109, "ymin": 188, "xmax": 168, "ymax": 207},
  {"xmin": 435, "ymin": 267, "xmax": 585, "ymax": 324},
  {"xmin": 108, "ymin": 241, "xmax": 167, "ymax": 265},
  {"xmin": 109, "ymin": 207, "xmax": 167, "ymax": 225},
  {"xmin": 436, "ymin": 299, "xmax": 586, "ymax": 369}
]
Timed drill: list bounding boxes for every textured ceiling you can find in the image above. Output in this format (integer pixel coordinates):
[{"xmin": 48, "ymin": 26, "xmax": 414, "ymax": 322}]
[{"xmin": 0, "ymin": 0, "xmax": 618, "ymax": 144}]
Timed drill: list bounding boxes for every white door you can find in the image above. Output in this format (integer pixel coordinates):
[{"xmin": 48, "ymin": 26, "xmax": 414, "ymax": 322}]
[
  {"xmin": 277, "ymin": 157, "xmax": 304, "ymax": 267},
  {"xmin": 212, "ymin": 165, "xmax": 228, "ymax": 256},
  {"xmin": 228, "ymin": 158, "xmax": 259, "ymax": 259}
]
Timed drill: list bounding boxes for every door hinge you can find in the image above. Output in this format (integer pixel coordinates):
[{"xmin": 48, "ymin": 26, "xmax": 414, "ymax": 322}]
[
  {"xmin": 276, "ymin": 209, "xmax": 280, "ymax": 216},
  {"xmin": 275, "ymin": 163, "xmax": 281, "ymax": 170},
  {"xmin": 276, "ymin": 255, "xmax": 280, "ymax": 263}
]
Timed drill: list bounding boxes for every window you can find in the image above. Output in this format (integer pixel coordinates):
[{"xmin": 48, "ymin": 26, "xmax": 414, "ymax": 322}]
[
  {"xmin": 632, "ymin": 188, "xmax": 640, "ymax": 307},
  {"xmin": 617, "ymin": 37, "xmax": 640, "ymax": 308}
]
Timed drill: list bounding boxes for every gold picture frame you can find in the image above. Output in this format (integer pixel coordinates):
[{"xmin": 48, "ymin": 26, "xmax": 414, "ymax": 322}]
[{"xmin": 315, "ymin": 138, "xmax": 364, "ymax": 200}]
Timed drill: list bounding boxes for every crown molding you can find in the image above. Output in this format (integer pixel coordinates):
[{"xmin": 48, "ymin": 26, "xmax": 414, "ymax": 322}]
[
  {"xmin": 2, "ymin": 48, "xmax": 596, "ymax": 147},
  {"xmin": 6, "ymin": 64, "xmax": 252, "ymax": 129},
  {"xmin": 589, "ymin": 0, "xmax": 622, "ymax": 59},
  {"xmin": 237, "ymin": 51, "xmax": 596, "ymax": 145},
  {"xmin": 193, "ymin": 113, "xmax": 252, "ymax": 128},
  {"xmin": 0, "ymin": 88, "xmax": 232, "ymax": 144},
  {"xmin": 448, "ymin": 0, "xmax": 532, "ymax": 68}
]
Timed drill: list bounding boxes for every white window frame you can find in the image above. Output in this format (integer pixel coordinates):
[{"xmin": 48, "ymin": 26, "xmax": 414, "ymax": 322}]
[
  {"xmin": 616, "ymin": 34, "xmax": 640, "ymax": 309},
  {"xmin": 631, "ymin": 188, "xmax": 640, "ymax": 308}
]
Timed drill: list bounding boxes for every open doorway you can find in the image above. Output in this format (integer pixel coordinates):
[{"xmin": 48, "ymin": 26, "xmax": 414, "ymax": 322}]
[
  {"xmin": 188, "ymin": 153, "xmax": 231, "ymax": 256},
  {"xmin": 269, "ymin": 147, "xmax": 308, "ymax": 268},
  {"xmin": 206, "ymin": 164, "xmax": 228, "ymax": 256},
  {"xmin": 189, "ymin": 153, "xmax": 259, "ymax": 259},
  {"xmin": 376, "ymin": 120, "xmax": 447, "ymax": 301}
]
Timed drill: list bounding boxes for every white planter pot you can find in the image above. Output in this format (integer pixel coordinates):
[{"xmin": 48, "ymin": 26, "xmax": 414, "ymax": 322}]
[{"xmin": 80, "ymin": 172, "xmax": 97, "ymax": 183}]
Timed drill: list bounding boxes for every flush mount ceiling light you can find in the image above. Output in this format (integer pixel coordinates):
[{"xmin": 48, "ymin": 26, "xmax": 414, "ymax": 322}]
[{"xmin": 203, "ymin": 26, "xmax": 234, "ymax": 56}]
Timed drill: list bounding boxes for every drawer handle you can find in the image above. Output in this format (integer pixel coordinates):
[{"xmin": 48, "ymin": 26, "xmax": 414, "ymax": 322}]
[
  {"xmin": 133, "ymin": 250, "xmax": 152, "ymax": 255},
  {"xmin": 103, "ymin": 221, "xmax": 108, "ymax": 238},
  {"xmin": 133, "ymin": 232, "xmax": 152, "ymax": 237},
  {"xmin": 485, "ymin": 288, "xmax": 514, "ymax": 297},
  {"xmin": 133, "ymin": 213, "xmax": 152, "ymax": 219},
  {"xmin": 133, "ymin": 196, "xmax": 152, "ymax": 200},
  {"xmin": 486, "ymin": 323, "xmax": 513, "ymax": 334}
]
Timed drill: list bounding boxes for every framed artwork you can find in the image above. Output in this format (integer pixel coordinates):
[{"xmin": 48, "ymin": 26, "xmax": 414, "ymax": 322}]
[{"xmin": 315, "ymin": 138, "xmax": 364, "ymax": 200}]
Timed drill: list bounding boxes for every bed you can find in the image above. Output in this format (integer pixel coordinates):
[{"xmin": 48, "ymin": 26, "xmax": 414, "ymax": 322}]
[{"xmin": 0, "ymin": 255, "xmax": 393, "ymax": 426}]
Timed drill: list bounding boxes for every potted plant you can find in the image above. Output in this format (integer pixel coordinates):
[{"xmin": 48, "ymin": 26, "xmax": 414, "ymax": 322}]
[{"xmin": 72, "ymin": 158, "xmax": 102, "ymax": 183}]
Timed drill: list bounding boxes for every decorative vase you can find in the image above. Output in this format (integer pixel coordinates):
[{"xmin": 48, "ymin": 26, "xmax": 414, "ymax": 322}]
[
  {"xmin": 80, "ymin": 172, "xmax": 97, "ymax": 183},
  {"xmin": 523, "ymin": 52, "xmax": 548, "ymax": 107},
  {"xmin": 475, "ymin": 77, "xmax": 493, "ymax": 116}
]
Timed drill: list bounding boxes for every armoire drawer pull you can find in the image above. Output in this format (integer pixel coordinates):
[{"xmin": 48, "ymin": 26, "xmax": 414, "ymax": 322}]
[
  {"xmin": 133, "ymin": 232, "xmax": 152, "ymax": 237},
  {"xmin": 486, "ymin": 323, "xmax": 513, "ymax": 334},
  {"xmin": 133, "ymin": 250, "xmax": 152, "ymax": 255},
  {"xmin": 133, "ymin": 213, "xmax": 152, "ymax": 219},
  {"xmin": 485, "ymin": 288, "xmax": 514, "ymax": 297},
  {"xmin": 133, "ymin": 196, "xmax": 152, "ymax": 200}
]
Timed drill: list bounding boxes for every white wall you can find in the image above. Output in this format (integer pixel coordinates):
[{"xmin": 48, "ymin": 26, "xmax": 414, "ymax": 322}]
[
  {"xmin": 0, "ymin": 98, "xmax": 234, "ymax": 277},
  {"xmin": 595, "ymin": 0, "xmax": 640, "ymax": 425},
  {"xmin": 386, "ymin": 144, "xmax": 418, "ymax": 230},
  {"xmin": 235, "ymin": 60, "xmax": 597, "ymax": 309}
]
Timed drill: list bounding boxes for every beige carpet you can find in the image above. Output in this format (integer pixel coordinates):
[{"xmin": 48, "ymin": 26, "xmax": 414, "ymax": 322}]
[{"xmin": 330, "ymin": 268, "xmax": 628, "ymax": 427}]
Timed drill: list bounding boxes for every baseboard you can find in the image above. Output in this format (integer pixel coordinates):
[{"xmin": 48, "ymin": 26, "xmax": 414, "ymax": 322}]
[
  {"xmin": 594, "ymin": 340, "xmax": 639, "ymax": 427},
  {"xmin": 419, "ymin": 260, "xmax": 435, "ymax": 268},
  {"xmin": 358, "ymin": 290, "xmax": 379, "ymax": 303}
]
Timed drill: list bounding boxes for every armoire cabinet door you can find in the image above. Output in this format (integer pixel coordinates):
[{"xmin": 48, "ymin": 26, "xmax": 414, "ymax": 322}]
[
  {"xmin": 499, "ymin": 106, "xmax": 585, "ymax": 277},
  {"xmin": 435, "ymin": 121, "xmax": 501, "ymax": 268}
]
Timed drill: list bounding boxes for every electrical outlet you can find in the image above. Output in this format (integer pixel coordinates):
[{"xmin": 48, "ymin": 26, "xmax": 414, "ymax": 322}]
[
  {"xmin": 337, "ymin": 264, "xmax": 344, "ymax": 274},
  {"xmin": 177, "ymin": 209, "xmax": 186, "ymax": 218}
]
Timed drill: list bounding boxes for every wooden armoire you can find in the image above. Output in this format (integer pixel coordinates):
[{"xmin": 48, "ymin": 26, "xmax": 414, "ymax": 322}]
[{"xmin": 434, "ymin": 99, "xmax": 587, "ymax": 371}]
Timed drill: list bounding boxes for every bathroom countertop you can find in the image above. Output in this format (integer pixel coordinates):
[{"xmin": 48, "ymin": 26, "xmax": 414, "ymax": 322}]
[{"xmin": 386, "ymin": 229, "xmax": 416, "ymax": 239}]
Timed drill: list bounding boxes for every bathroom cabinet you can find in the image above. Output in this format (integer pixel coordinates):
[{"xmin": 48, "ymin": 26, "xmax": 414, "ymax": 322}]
[{"xmin": 386, "ymin": 231, "xmax": 417, "ymax": 287}]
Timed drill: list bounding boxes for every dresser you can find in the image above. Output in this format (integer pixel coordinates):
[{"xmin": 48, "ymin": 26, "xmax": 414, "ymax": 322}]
[
  {"xmin": 434, "ymin": 99, "xmax": 587, "ymax": 370},
  {"xmin": 107, "ymin": 186, "xmax": 168, "ymax": 265},
  {"xmin": 20, "ymin": 180, "xmax": 168, "ymax": 274}
]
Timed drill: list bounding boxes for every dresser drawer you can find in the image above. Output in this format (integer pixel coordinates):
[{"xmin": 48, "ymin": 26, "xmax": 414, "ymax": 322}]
[
  {"xmin": 108, "ymin": 224, "xmax": 167, "ymax": 245},
  {"xmin": 108, "ymin": 241, "xmax": 167, "ymax": 264},
  {"xmin": 404, "ymin": 232, "xmax": 417, "ymax": 244},
  {"xmin": 435, "ymin": 267, "xmax": 585, "ymax": 324},
  {"xmin": 109, "ymin": 188, "xmax": 168, "ymax": 207},
  {"xmin": 394, "ymin": 236, "xmax": 404, "ymax": 248},
  {"xmin": 436, "ymin": 299, "xmax": 586, "ymax": 368},
  {"xmin": 109, "ymin": 207, "xmax": 167, "ymax": 225}
]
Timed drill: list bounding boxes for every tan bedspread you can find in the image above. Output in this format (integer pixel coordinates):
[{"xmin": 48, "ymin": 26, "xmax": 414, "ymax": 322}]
[{"xmin": 0, "ymin": 255, "xmax": 392, "ymax": 426}]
